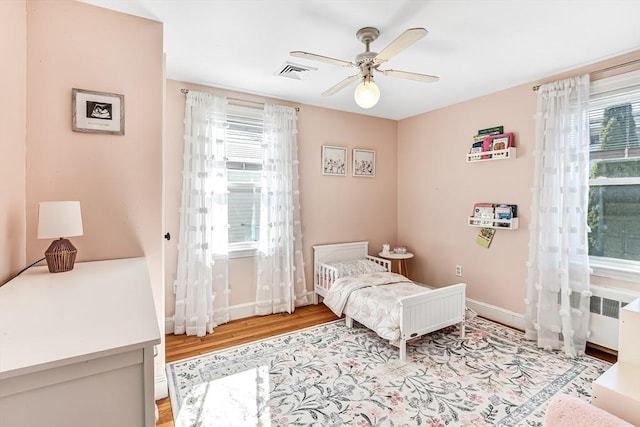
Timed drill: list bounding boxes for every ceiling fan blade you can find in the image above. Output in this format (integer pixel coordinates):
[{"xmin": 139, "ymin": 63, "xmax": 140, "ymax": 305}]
[
  {"xmin": 375, "ymin": 28, "xmax": 428, "ymax": 63},
  {"xmin": 290, "ymin": 51, "xmax": 354, "ymax": 68},
  {"xmin": 380, "ymin": 69, "xmax": 439, "ymax": 83},
  {"xmin": 322, "ymin": 74, "xmax": 360, "ymax": 96}
]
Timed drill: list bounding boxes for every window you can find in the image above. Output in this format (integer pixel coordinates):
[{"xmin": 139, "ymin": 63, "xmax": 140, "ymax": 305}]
[
  {"xmin": 588, "ymin": 71, "xmax": 640, "ymax": 281},
  {"xmin": 226, "ymin": 104, "xmax": 264, "ymax": 254}
]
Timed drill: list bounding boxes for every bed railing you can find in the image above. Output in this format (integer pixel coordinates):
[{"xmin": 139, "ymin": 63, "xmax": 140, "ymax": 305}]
[
  {"xmin": 314, "ymin": 255, "xmax": 391, "ymax": 304},
  {"xmin": 315, "ymin": 262, "xmax": 339, "ymax": 297},
  {"xmin": 365, "ymin": 255, "xmax": 391, "ymax": 271}
]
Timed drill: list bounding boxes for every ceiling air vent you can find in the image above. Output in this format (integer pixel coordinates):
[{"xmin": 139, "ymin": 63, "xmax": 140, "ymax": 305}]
[{"xmin": 276, "ymin": 62, "xmax": 317, "ymax": 80}]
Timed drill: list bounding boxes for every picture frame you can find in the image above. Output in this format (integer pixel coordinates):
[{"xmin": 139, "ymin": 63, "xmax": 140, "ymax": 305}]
[
  {"xmin": 321, "ymin": 145, "xmax": 347, "ymax": 176},
  {"xmin": 352, "ymin": 149, "xmax": 375, "ymax": 177},
  {"xmin": 72, "ymin": 88, "xmax": 125, "ymax": 135}
]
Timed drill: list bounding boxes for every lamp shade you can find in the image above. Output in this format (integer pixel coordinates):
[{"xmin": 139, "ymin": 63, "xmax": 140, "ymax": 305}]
[
  {"xmin": 354, "ymin": 80, "xmax": 381, "ymax": 109},
  {"xmin": 37, "ymin": 201, "xmax": 84, "ymax": 239}
]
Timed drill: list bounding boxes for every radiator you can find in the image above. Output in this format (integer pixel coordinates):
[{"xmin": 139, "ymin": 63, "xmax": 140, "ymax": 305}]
[{"xmin": 589, "ymin": 285, "xmax": 640, "ymax": 350}]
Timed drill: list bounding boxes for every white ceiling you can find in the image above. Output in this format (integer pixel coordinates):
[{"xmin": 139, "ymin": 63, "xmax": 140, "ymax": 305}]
[{"xmin": 81, "ymin": 0, "xmax": 640, "ymax": 120}]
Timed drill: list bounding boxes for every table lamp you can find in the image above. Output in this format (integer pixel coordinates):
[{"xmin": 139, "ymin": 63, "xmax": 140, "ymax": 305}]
[{"xmin": 37, "ymin": 201, "xmax": 83, "ymax": 273}]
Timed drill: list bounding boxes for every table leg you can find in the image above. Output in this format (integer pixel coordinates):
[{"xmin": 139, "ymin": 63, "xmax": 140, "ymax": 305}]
[{"xmin": 399, "ymin": 260, "xmax": 408, "ymax": 277}]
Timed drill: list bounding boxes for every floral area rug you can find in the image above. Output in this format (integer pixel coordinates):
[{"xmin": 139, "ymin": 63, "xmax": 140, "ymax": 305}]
[{"xmin": 166, "ymin": 316, "xmax": 610, "ymax": 427}]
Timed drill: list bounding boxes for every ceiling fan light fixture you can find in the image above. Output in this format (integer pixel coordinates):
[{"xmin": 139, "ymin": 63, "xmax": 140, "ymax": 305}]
[
  {"xmin": 354, "ymin": 79, "xmax": 380, "ymax": 109},
  {"xmin": 292, "ymin": 26, "xmax": 437, "ymax": 109}
]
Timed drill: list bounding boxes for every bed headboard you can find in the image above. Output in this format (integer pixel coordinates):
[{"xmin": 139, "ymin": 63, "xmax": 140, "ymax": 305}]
[{"xmin": 312, "ymin": 241, "xmax": 370, "ymax": 266}]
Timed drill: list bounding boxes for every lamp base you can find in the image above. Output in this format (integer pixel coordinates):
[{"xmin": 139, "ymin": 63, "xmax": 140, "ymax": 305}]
[{"xmin": 44, "ymin": 238, "xmax": 77, "ymax": 273}]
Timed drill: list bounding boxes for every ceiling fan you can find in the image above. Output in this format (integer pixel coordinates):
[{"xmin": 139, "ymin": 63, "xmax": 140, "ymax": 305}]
[{"xmin": 291, "ymin": 27, "xmax": 439, "ymax": 109}]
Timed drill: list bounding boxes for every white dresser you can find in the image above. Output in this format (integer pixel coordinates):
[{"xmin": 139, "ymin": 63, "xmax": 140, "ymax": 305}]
[{"xmin": 0, "ymin": 258, "xmax": 161, "ymax": 427}]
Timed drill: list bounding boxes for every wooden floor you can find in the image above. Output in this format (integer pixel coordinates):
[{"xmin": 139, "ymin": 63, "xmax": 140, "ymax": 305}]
[{"xmin": 156, "ymin": 304, "xmax": 616, "ymax": 426}]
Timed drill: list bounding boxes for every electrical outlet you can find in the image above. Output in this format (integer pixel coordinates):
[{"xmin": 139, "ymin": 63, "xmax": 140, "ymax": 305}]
[{"xmin": 455, "ymin": 265, "xmax": 463, "ymax": 277}]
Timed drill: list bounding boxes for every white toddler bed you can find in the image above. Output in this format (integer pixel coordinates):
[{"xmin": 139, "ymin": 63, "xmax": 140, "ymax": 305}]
[{"xmin": 313, "ymin": 241, "xmax": 466, "ymax": 361}]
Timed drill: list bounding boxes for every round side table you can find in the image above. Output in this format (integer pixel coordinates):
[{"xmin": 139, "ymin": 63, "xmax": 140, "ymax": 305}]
[{"xmin": 378, "ymin": 252, "xmax": 414, "ymax": 278}]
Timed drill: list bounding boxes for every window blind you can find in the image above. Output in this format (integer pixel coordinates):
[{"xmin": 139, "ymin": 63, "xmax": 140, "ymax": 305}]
[
  {"xmin": 589, "ymin": 71, "xmax": 640, "ymax": 160},
  {"xmin": 226, "ymin": 104, "xmax": 264, "ymax": 245}
]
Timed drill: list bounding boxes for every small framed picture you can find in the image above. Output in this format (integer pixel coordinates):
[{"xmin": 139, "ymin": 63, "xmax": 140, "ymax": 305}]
[
  {"xmin": 353, "ymin": 149, "xmax": 375, "ymax": 177},
  {"xmin": 321, "ymin": 145, "xmax": 347, "ymax": 176},
  {"xmin": 72, "ymin": 88, "xmax": 124, "ymax": 135}
]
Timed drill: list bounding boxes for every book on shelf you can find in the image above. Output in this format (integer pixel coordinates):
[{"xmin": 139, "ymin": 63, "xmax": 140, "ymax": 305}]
[
  {"xmin": 471, "ymin": 203, "xmax": 518, "ymax": 227},
  {"xmin": 488, "ymin": 133, "xmax": 514, "ymax": 158},
  {"xmin": 469, "ymin": 141, "xmax": 483, "ymax": 160},
  {"xmin": 472, "ymin": 126, "xmax": 503, "ymax": 144},
  {"xmin": 494, "ymin": 204, "xmax": 513, "ymax": 227},
  {"xmin": 482, "ymin": 137, "xmax": 493, "ymax": 159},
  {"xmin": 472, "ymin": 127, "xmax": 502, "ymax": 141},
  {"xmin": 472, "ymin": 203, "xmax": 494, "ymax": 226},
  {"xmin": 476, "ymin": 227, "xmax": 496, "ymax": 248},
  {"xmin": 477, "ymin": 126, "xmax": 504, "ymax": 136},
  {"xmin": 470, "ymin": 130, "xmax": 514, "ymax": 160},
  {"xmin": 472, "ymin": 133, "xmax": 499, "ymax": 143}
]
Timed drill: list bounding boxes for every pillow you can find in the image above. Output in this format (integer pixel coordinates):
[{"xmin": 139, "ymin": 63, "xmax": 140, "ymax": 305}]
[{"xmin": 327, "ymin": 259, "xmax": 388, "ymax": 277}]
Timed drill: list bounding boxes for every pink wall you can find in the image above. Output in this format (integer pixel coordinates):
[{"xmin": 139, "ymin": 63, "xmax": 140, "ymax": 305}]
[
  {"xmin": 0, "ymin": 0, "xmax": 27, "ymax": 285},
  {"xmin": 398, "ymin": 51, "xmax": 640, "ymax": 315},
  {"xmin": 25, "ymin": 0, "xmax": 165, "ymax": 382},
  {"xmin": 164, "ymin": 79, "xmax": 398, "ymax": 318},
  {"xmin": 398, "ymin": 85, "xmax": 535, "ymax": 314}
]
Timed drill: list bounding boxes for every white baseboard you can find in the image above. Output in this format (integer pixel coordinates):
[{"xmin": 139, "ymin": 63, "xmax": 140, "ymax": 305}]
[
  {"xmin": 165, "ymin": 316, "xmax": 174, "ymax": 335},
  {"xmin": 229, "ymin": 302, "xmax": 258, "ymax": 320},
  {"xmin": 466, "ymin": 297, "xmax": 525, "ymax": 331},
  {"xmin": 164, "ymin": 291, "xmax": 317, "ymax": 333},
  {"xmin": 165, "ymin": 297, "xmax": 524, "ymax": 336},
  {"xmin": 164, "ymin": 302, "xmax": 257, "ymax": 334},
  {"xmin": 155, "ymin": 373, "xmax": 168, "ymax": 400}
]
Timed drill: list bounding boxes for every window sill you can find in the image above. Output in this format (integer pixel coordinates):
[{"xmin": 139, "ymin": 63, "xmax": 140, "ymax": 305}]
[
  {"xmin": 590, "ymin": 256, "xmax": 640, "ymax": 283},
  {"xmin": 229, "ymin": 246, "xmax": 258, "ymax": 259}
]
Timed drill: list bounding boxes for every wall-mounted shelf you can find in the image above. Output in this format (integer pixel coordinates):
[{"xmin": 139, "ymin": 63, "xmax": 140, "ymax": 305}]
[
  {"xmin": 468, "ymin": 216, "xmax": 519, "ymax": 230},
  {"xmin": 466, "ymin": 147, "xmax": 517, "ymax": 162}
]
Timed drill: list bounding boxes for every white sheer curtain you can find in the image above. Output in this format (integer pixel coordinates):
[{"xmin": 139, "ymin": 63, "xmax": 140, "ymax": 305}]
[
  {"xmin": 255, "ymin": 104, "xmax": 307, "ymax": 315},
  {"xmin": 525, "ymin": 74, "xmax": 591, "ymax": 357},
  {"xmin": 174, "ymin": 91, "xmax": 230, "ymax": 336}
]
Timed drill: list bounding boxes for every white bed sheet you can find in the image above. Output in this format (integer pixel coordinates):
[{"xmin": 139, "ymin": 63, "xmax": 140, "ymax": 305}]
[{"xmin": 323, "ymin": 272, "xmax": 432, "ymax": 343}]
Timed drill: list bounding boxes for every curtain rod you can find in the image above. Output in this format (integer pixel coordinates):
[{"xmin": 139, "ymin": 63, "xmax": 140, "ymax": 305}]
[
  {"xmin": 180, "ymin": 88, "xmax": 300, "ymax": 111},
  {"xmin": 532, "ymin": 58, "xmax": 640, "ymax": 92}
]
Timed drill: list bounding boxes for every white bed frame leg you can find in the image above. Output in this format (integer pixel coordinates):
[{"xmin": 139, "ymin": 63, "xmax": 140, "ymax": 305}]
[
  {"xmin": 459, "ymin": 319, "xmax": 466, "ymax": 338},
  {"xmin": 345, "ymin": 316, "xmax": 353, "ymax": 328},
  {"xmin": 399, "ymin": 340, "xmax": 407, "ymax": 361},
  {"xmin": 313, "ymin": 292, "xmax": 318, "ymax": 305}
]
